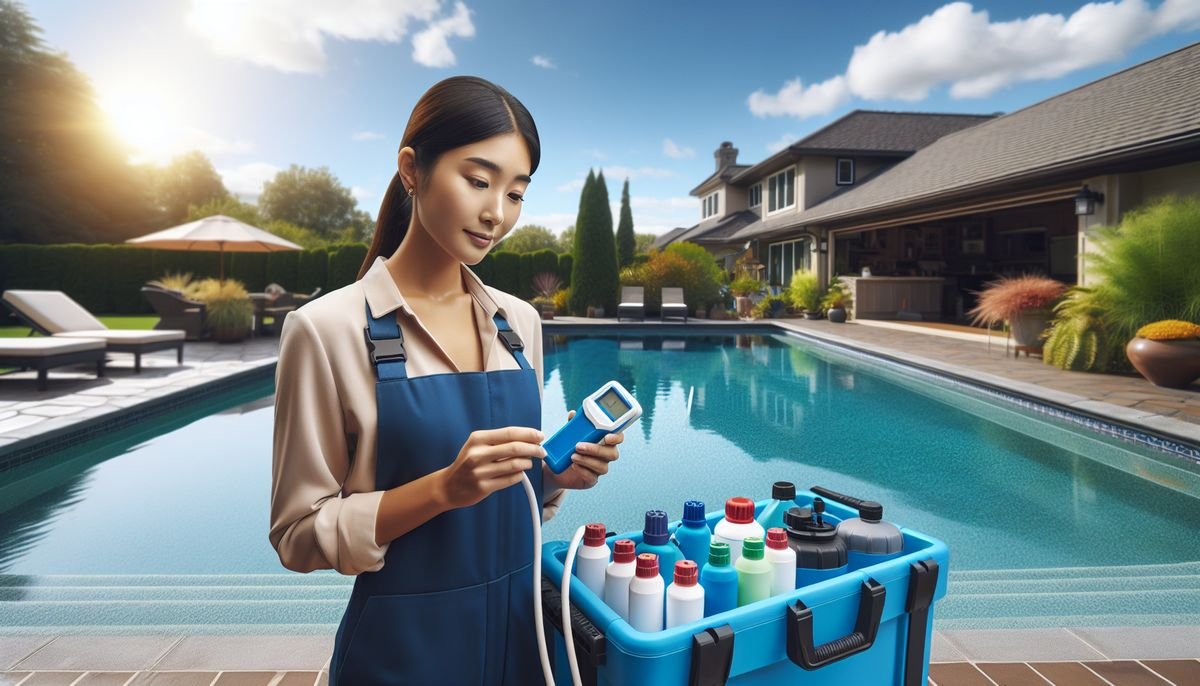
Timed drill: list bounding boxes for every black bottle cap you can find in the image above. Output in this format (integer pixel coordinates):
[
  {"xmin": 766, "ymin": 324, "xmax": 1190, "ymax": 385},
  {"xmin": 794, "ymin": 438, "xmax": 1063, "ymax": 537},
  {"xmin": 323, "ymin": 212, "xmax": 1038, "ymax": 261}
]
[
  {"xmin": 783, "ymin": 506, "xmax": 808, "ymax": 532},
  {"xmin": 813, "ymin": 497, "xmax": 825, "ymax": 514},
  {"xmin": 772, "ymin": 481, "xmax": 796, "ymax": 501},
  {"xmin": 859, "ymin": 501, "xmax": 884, "ymax": 522}
]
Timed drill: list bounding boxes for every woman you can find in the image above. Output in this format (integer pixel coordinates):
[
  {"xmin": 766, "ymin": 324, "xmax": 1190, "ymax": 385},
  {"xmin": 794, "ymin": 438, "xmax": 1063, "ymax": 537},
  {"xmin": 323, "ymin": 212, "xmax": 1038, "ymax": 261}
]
[{"xmin": 270, "ymin": 75, "xmax": 624, "ymax": 685}]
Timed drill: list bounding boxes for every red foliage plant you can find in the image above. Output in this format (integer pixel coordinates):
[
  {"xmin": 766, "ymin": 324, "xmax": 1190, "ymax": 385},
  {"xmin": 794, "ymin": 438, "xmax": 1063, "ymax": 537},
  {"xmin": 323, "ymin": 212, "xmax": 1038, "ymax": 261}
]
[{"xmin": 968, "ymin": 274, "xmax": 1066, "ymax": 327}]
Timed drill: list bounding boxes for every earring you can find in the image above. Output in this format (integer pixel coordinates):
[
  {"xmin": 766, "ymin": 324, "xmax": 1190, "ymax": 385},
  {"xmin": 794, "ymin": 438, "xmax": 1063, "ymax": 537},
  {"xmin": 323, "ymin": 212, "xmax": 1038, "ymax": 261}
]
[{"xmin": 407, "ymin": 187, "xmax": 414, "ymax": 198}]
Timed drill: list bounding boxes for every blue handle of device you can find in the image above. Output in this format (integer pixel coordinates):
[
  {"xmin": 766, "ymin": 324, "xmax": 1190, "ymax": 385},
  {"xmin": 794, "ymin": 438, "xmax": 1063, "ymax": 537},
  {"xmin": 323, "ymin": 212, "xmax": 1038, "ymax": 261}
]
[{"xmin": 543, "ymin": 405, "xmax": 607, "ymax": 473}]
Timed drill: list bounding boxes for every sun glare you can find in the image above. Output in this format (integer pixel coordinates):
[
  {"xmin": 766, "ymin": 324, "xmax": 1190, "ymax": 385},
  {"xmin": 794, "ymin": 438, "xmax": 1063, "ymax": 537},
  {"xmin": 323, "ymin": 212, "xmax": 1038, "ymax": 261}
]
[{"xmin": 99, "ymin": 90, "xmax": 184, "ymax": 165}]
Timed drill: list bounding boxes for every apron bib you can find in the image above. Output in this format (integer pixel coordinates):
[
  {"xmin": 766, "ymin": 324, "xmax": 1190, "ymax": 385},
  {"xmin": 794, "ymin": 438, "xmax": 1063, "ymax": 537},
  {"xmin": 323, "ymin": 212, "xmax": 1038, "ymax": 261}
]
[{"xmin": 329, "ymin": 300, "xmax": 543, "ymax": 685}]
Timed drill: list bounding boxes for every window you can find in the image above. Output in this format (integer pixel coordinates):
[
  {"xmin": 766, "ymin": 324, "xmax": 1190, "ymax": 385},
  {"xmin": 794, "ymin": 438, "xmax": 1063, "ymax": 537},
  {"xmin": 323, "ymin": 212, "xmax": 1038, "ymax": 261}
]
[
  {"xmin": 702, "ymin": 192, "xmax": 719, "ymax": 219},
  {"xmin": 767, "ymin": 167, "xmax": 795, "ymax": 213},
  {"xmin": 767, "ymin": 238, "xmax": 812, "ymax": 286},
  {"xmin": 837, "ymin": 158, "xmax": 855, "ymax": 185},
  {"xmin": 748, "ymin": 184, "xmax": 762, "ymax": 208}
]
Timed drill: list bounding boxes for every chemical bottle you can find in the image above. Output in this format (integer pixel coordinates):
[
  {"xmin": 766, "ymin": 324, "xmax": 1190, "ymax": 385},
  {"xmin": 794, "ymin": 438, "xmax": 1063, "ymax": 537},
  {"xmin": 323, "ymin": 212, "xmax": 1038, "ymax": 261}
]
[
  {"xmin": 628, "ymin": 553, "xmax": 665, "ymax": 632},
  {"xmin": 784, "ymin": 506, "xmax": 848, "ymax": 588},
  {"xmin": 735, "ymin": 537, "xmax": 772, "ymax": 607},
  {"xmin": 699, "ymin": 541, "xmax": 738, "ymax": 618},
  {"xmin": 764, "ymin": 527, "xmax": 796, "ymax": 597},
  {"xmin": 673, "ymin": 500, "xmax": 712, "ymax": 570},
  {"xmin": 666, "ymin": 560, "xmax": 705, "ymax": 629},
  {"xmin": 712, "ymin": 497, "xmax": 765, "ymax": 565},
  {"xmin": 810, "ymin": 486, "xmax": 904, "ymax": 567},
  {"xmin": 575, "ymin": 523, "xmax": 610, "ymax": 599},
  {"xmin": 604, "ymin": 539, "xmax": 637, "ymax": 621},
  {"xmin": 635, "ymin": 510, "xmax": 684, "ymax": 584},
  {"xmin": 755, "ymin": 481, "xmax": 797, "ymax": 532}
]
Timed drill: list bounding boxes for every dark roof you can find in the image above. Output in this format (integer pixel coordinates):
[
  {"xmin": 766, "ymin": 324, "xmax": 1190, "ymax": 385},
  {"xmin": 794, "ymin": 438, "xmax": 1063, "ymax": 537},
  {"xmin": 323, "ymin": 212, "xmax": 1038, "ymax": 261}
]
[
  {"xmin": 650, "ymin": 226, "xmax": 689, "ymax": 251},
  {"xmin": 733, "ymin": 41, "xmax": 1200, "ymax": 239},
  {"xmin": 729, "ymin": 110, "xmax": 996, "ymax": 184},
  {"xmin": 689, "ymin": 164, "xmax": 752, "ymax": 196},
  {"xmin": 668, "ymin": 210, "xmax": 759, "ymax": 247}
]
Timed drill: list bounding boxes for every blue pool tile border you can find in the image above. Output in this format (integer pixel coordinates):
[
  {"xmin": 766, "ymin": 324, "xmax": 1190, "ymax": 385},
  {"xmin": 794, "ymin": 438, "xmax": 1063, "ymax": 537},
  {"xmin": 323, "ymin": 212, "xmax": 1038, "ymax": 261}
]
[{"xmin": 0, "ymin": 363, "xmax": 275, "ymax": 474}]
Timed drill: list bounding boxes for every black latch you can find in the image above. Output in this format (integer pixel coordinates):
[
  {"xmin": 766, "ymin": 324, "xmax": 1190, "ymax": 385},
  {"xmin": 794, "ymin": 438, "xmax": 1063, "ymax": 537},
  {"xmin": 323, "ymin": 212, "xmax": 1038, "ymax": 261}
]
[
  {"xmin": 498, "ymin": 329, "xmax": 524, "ymax": 352},
  {"xmin": 689, "ymin": 624, "xmax": 735, "ymax": 686},
  {"xmin": 363, "ymin": 326, "xmax": 406, "ymax": 365},
  {"xmin": 541, "ymin": 578, "xmax": 605, "ymax": 685},
  {"xmin": 903, "ymin": 558, "xmax": 939, "ymax": 686}
]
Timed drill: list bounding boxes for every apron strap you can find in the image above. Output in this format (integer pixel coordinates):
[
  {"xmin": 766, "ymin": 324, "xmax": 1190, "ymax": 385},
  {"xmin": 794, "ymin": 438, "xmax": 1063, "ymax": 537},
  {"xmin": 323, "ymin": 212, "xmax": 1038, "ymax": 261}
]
[
  {"xmin": 364, "ymin": 301, "xmax": 408, "ymax": 380},
  {"xmin": 493, "ymin": 313, "xmax": 532, "ymax": 371}
]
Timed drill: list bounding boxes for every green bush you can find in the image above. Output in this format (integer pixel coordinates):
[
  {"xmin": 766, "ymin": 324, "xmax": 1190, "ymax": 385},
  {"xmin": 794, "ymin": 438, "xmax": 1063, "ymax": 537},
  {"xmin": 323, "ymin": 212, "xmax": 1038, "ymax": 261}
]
[
  {"xmin": 490, "ymin": 251, "xmax": 521, "ymax": 294},
  {"xmin": 786, "ymin": 269, "xmax": 821, "ymax": 311},
  {"xmin": 729, "ymin": 275, "xmax": 763, "ymax": 297},
  {"xmin": 1043, "ymin": 287, "xmax": 1119, "ymax": 372},
  {"xmin": 619, "ymin": 247, "xmax": 724, "ymax": 313}
]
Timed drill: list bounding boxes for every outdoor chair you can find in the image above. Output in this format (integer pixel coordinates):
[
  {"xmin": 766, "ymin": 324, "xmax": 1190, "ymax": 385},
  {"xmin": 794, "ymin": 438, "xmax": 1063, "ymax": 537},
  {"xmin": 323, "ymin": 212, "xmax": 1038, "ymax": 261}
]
[
  {"xmin": 141, "ymin": 285, "xmax": 206, "ymax": 341},
  {"xmin": 0, "ymin": 337, "xmax": 107, "ymax": 390},
  {"xmin": 660, "ymin": 287, "xmax": 689, "ymax": 323},
  {"xmin": 617, "ymin": 286, "xmax": 645, "ymax": 322},
  {"xmin": 2, "ymin": 290, "xmax": 186, "ymax": 373}
]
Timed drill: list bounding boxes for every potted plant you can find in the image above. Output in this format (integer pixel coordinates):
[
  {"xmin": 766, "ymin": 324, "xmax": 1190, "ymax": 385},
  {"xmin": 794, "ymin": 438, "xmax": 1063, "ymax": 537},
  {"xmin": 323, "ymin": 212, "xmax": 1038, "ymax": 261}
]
[
  {"xmin": 531, "ymin": 272, "xmax": 562, "ymax": 319},
  {"xmin": 821, "ymin": 280, "xmax": 853, "ymax": 323},
  {"xmin": 968, "ymin": 274, "xmax": 1066, "ymax": 348},
  {"xmin": 730, "ymin": 276, "xmax": 763, "ymax": 318},
  {"xmin": 751, "ymin": 295, "xmax": 787, "ymax": 319},
  {"xmin": 1125, "ymin": 320, "xmax": 1200, "ymax": 388},
  {"xmin": 197, "ymin": 279, "xmax": 254, "ymax": 343},
  {"xmin": 786, "ymin": 269, "xmax": 822, "ymax": 319}
]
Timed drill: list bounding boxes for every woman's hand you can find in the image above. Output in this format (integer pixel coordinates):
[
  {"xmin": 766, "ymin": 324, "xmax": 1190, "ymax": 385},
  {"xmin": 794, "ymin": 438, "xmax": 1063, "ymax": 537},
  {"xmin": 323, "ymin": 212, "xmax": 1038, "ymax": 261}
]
[
  {"xmin": 545, "ymin": 409, "xmax": 624, "ymax": 491},
  {"xmin": 437, "ymin": 426, "xmax": 546, "ymax": 509}
]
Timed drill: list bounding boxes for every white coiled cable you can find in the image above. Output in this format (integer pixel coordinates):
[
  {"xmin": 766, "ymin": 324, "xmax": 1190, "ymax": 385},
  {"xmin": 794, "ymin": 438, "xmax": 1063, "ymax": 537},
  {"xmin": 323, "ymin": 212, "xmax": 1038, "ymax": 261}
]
[{"xmin": 523, "ymin": 472, "xmax": 585, "ymax": 686}]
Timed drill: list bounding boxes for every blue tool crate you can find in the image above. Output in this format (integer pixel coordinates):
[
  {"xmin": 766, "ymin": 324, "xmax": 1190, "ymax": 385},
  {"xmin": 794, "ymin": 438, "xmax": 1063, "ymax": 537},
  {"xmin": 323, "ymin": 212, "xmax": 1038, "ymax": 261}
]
[{"xmin": 540, "ymin": 490, "xmax": 949, "ymax": 686}]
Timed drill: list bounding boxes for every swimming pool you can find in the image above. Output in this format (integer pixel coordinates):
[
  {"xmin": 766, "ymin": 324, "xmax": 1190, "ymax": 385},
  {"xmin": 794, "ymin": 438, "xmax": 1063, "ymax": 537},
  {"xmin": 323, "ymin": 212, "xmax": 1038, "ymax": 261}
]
[{"xmin": 1, "ymin": 330, "xmax": 1197, "ymax": 634}]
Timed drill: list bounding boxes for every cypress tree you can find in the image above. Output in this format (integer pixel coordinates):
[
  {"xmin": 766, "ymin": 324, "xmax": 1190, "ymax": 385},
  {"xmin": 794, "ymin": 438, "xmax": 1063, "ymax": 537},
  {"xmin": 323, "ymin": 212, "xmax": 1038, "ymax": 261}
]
[
  {"xmin": 568, "ymin": 169, "xmax": 620, "ymax": 316},
  {"xmin": 616, "ymin": 178, "xmax": 635, "ymax": 268}
]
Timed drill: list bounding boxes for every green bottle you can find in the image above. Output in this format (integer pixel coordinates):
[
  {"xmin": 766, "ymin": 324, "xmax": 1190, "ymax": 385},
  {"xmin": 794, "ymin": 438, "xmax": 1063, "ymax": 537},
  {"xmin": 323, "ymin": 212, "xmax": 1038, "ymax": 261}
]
[{"xmin": 735, "ymin": 537, "xmax": 772, "ymax": 607}]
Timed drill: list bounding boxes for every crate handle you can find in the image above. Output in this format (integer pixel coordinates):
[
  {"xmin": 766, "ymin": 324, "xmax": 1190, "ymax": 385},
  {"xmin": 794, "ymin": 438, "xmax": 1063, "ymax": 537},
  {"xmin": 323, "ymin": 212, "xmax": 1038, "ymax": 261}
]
[{"xmin": 786, "ymin": 578, "xmax": 885, "ymax": 670}]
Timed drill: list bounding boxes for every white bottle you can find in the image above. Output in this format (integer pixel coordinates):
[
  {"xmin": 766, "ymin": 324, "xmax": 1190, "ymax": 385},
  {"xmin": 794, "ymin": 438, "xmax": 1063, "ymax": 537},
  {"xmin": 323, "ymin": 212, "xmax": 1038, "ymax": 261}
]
[
  {"xmin": 575, "ymin": 523, "xmax": 610, "ymax": 599},
  {"xmin": 765, "ymin": 527, "xmax": 797, "ymax": 597},
  {"xmin": 604, "ymin": 539, "xmax": 637, "ymax": 621},
  {"xmin": 628, "ymin": 553, "xmax": 665, "ymax": 632},
  {"xmin": 712, "ymin": 497, "xmax": 765, "ymax": 565},
  {"xmin": 666, "ymin": 560, "xmax": 705, "ymax": 629}
]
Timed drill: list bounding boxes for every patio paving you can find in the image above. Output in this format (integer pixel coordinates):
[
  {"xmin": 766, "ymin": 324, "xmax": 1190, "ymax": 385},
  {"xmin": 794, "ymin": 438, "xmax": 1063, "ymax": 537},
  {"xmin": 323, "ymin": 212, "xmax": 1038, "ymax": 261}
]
[{"xmin": 1, "ymin": 315, "xmax": 1198, "ymax": 683}]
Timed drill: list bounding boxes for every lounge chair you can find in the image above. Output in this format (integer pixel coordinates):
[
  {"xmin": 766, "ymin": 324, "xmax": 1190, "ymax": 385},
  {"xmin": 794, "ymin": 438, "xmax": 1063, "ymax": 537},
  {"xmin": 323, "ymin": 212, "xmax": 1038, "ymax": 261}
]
[
  {"xmin": 141, "ymin": 286, "xmax": 206, "ymax": 341},
  {"xmin": 2, "ymin": 290, "xmax": 186, "ymax": 373},
  {"xmin": 617, "ymin": 286, "xmax": 645, "ymax": 322},
  {"xmin": 0, "ymin": 337, "xmax": 107, "ymax": 390},
  {"xmin": 293, "ymin": 286, "xmax": 322, "ymax": 304},
  {"xmin": 660, "ymin": 287, "xmax": 689, "ymax": 323}
]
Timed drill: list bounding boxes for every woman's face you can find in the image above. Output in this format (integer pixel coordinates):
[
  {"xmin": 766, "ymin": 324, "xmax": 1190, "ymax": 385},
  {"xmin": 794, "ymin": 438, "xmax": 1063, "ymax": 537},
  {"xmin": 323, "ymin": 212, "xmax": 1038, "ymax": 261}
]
[{"xmin": 400, "ymin": 132, "xmax": 532, "ymax": 264}]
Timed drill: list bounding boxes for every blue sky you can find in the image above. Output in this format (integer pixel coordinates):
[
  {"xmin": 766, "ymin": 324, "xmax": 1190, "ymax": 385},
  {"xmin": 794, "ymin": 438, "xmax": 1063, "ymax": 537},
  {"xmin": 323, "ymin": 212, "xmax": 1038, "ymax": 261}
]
[{"xmin": 23, "ymin": 0, "xmax": 1200, "ymax": 236}]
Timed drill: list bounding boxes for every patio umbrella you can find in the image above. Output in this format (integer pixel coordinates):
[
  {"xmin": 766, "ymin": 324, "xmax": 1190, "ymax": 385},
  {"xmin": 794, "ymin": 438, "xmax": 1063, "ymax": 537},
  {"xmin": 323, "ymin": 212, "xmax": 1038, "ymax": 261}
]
[{"xmin": 125, "ymin": 214, "xmax": 303, "ymax": 282}]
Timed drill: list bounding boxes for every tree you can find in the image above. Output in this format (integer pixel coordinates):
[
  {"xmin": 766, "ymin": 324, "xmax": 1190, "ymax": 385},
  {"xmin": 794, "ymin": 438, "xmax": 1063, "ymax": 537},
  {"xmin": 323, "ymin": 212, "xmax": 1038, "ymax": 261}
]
[
  {"xmin": 187, "ymin": 195, "xmax": 261, "ymax": 225},
  {"xmin": 495, "ymin": 224, "xmax": 558, "ymax": 253},
  {"xmin": 259, "ymin": 164, "xmax": 359, "ymax": 239},
  {"xmin": 557, "ymin": 225, "xmax": 575, "ymax": 254},
  {"xmin": 616, "ymin": 178, "xmax": 635, "ymax": 268},
  {"xmin": 0, "ymin": 0, "xmax": 157, "ymax": 243},
  {"xmin": 155, "ymin": 150, "xmax": 229, "ymax": 224},
  {"xmin": 568, "ymin": 169, "xmax": 620, "ymax": 315},
  {"xmin": 635, "ymin": 232, "xmax": 657, "ymax": 254}
]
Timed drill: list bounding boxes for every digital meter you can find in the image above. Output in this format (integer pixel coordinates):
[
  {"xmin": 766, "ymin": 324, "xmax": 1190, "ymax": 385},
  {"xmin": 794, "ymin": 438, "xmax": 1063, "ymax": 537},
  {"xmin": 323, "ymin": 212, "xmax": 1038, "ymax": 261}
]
[{"xmin": 542, "ymin": 380, "xmax": 642, "ymax": 474}]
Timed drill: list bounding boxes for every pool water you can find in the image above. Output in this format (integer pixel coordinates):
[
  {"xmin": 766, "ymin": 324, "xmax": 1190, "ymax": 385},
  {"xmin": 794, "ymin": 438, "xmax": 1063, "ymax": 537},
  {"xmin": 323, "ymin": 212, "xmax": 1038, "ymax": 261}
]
[{"xmin": 1, "ymin": 330, "xmax": 1197, "ymax": 633}]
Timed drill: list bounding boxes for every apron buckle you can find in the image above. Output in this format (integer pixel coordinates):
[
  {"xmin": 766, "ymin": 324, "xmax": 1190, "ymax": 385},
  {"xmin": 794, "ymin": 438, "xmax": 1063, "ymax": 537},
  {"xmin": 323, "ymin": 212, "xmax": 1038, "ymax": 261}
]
[
  {"xmin": 498, "ymin": 329, "xmax": 525, "ymax": 352},
  {"xmin": 363, "ymin": 326, "xmax": 407, "ymax": 365}
]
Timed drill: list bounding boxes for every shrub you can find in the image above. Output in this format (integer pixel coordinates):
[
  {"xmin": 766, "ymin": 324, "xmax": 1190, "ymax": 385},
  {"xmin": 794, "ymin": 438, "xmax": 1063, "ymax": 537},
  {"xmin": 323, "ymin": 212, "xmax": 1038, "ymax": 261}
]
[
  {"xmin": 619, "ymin": 248, "xmax": 725, "ymax": 313},
  {"xmin": 552, "ymin": 288, "xmax": 570, "ymax": 315},
  {"xmin": 786, "ymin": 269, "xmax": 821, "ymax": 311},
  {"xmin": 729, "ymin": 275, "xmax": 763, "ymax": 297},
  {"xmin": 1136, "ymin": 320, "xmax": 1200, "ymax": 340},
  {"xmin": 1043, "ymin": 287, "xmax": 1119, "ymax": 372},
  {"xmin": 968, "ymin": 274, "xmax": 1066, "ymax": 328}
]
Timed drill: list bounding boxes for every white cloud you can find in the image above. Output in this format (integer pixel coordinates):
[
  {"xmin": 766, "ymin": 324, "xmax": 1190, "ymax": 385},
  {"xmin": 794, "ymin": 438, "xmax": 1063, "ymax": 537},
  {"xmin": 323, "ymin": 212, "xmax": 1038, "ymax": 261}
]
[
  {"xmin": 556, "ymin": 178, "xmax": 586, "ymax": 193},
  {"xmin": 766, "ymin": 133, "xmax": 799, "ymax": 154},
  {"xmin": 412, "ymin": 2, "xmax": 475, "ymax": 68},
  {"xmin": 749, "ymin": 0, "xmax": 1200, "ymax": 118},
  {"xmin": 532, "ymin": 55, "xmax": 556, "ymax": 69},
  {"xmin": 218, "ymin": 161, "xmax": 281, "ymax": 201},
  {"xmin": 597, "ymin": 166, "xmax": 676, "ymax": 180},
  {"xmin": 351, "ymin": 186, "xmax": 374, "ymax": 203},
  {"xmin": 663, "ymin": 138, "xmax": 695, "ymax": 159},
  {"xmin": 587, "ymin": 148, "xmax": 608, "ymax": 160},
  {"xmin": 186, "ymin": 0, "xmax": 460, "ymax": 73},
  {"xmin": 352, "ymin": 131, "xmax": 386, "ymax": 141},
  {"xmin": 515, "ymin": 211, "xmax": 577, "ymax": 233}
]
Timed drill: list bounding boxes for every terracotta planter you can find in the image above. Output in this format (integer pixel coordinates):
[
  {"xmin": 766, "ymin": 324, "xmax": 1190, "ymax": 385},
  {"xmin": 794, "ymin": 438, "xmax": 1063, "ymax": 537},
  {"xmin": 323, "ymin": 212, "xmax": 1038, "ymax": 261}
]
[
  {"xmin": 735, "ymin": 296, "xmax": 753, "ymax": 317},
  {"xmin": 1009, "ymin": 309, "xmax": 1051, "ymax": 348},
  {"xmin": 1126, "ymin": 337, "xmax": 1200, "ymax": 389}
]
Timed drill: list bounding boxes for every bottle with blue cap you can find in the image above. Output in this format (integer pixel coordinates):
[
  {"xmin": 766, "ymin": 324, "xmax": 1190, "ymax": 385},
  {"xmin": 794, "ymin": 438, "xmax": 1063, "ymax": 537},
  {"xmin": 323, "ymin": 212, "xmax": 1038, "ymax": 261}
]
[
  {"xmin": 635, "ymin": 510, "xmax": 684, "ymax": 584},
  {"xmin": 672, "ymin": 500, "xmax": 711, "ymax": 570}
]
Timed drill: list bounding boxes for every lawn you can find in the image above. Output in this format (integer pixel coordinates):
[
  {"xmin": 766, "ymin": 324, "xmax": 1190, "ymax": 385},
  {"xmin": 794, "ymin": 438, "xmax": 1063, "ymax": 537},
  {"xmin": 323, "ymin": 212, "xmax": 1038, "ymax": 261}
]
[{"xmin": 0, "ymin": 315, "xmax": 159, "ymax": 374}]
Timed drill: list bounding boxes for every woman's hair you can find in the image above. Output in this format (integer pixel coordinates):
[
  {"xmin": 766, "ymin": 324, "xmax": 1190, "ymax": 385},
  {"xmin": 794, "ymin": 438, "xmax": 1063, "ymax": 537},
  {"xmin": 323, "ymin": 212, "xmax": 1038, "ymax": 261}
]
[{"xmin": 357, "ymin": 76, "xmax": 541, "ymax": 279}]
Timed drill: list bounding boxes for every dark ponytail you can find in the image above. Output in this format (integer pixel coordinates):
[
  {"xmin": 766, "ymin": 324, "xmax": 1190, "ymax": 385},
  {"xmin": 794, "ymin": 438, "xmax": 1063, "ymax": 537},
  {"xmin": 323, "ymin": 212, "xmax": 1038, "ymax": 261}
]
[{"xmin": 358, "ymin": 76, "xmax": 541, "ymax": 280}]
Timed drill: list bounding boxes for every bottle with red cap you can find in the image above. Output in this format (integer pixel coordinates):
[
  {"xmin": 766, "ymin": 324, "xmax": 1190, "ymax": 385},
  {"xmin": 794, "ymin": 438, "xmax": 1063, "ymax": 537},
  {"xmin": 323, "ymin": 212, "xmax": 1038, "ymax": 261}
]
[
  {"xmin": 628, "ymin": 553, "xmax": 665, "ymax": 632},
  {"xmin": 764, "ymin": 527, "xmax": 797, "ymax": 596},
  {"xmin": 576, "ymin": 523, "xmax": 611, "ymax": 599},
  {"xmin": 665, "ymin": 560, "xmax": 705, "ymax": 628},
  {"xmin": 604, "ymin": 539, "xmax": 637, "ymax": 621},
  {"xmin": 712, "ymin": 497, "xmax": 765, "ymax": 565},
  {"xmin": 634, "ymin": 509, "xmax": 684, "ymax": 584}
]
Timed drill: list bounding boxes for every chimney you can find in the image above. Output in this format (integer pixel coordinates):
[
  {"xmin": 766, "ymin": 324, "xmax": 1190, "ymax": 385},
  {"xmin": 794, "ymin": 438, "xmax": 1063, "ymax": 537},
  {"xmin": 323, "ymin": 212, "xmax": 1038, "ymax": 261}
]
[{"xmin": 714, "ymin": 141, "xmax": 738, "ymax": 172}]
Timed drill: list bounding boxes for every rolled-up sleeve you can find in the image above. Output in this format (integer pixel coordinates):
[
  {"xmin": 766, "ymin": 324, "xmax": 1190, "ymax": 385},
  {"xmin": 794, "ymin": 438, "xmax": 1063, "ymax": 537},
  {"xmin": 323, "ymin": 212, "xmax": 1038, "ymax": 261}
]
[{"xmin": 270, "ymin": 309, "xmax": 390, "ymax": 575}]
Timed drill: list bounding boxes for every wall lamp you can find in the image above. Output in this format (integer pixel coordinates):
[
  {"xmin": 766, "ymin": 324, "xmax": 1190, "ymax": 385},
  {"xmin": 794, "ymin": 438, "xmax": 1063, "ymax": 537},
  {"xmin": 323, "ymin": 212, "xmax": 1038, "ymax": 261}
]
[{"xmin": 1074, "ymin": 185, "xmax": 1104, "ymax": 216}]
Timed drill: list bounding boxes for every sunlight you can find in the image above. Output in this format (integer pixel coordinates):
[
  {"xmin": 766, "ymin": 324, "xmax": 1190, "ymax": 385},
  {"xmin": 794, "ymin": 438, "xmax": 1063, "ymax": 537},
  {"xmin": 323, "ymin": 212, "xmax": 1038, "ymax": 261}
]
[{"xmin": 98, "ymin": 88, "xmax": 184, "ymax": 165}]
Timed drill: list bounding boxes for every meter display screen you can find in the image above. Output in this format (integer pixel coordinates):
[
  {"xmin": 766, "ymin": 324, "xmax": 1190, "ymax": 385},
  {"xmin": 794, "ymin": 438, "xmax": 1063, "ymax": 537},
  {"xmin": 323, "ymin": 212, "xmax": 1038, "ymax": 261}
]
[{"xmin": 596, "ymin": 388, "xmax": 631, "ymax": 419}]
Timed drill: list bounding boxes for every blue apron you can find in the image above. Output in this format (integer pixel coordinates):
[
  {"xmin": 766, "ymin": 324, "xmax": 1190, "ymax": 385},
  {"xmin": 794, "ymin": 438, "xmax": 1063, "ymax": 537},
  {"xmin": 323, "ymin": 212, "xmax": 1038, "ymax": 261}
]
[{"xmin": 329, "ymin": 300, "xmax": 544, "ymax": 685}]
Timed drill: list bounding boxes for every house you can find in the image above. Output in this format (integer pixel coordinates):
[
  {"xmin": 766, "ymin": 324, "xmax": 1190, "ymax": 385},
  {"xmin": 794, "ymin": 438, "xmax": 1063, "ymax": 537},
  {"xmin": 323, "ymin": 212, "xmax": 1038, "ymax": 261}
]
[{"xmin": 668, "ymin": 41, "xmax": 1200, "ymax": 322}]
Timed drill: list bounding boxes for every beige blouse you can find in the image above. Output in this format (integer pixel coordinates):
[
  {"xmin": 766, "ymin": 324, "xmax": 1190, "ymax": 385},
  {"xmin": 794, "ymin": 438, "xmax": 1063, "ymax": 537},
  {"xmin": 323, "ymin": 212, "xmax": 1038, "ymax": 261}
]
[{"xmin": 270, "ymin": 256, "xmax": 564, "ymax": 576}]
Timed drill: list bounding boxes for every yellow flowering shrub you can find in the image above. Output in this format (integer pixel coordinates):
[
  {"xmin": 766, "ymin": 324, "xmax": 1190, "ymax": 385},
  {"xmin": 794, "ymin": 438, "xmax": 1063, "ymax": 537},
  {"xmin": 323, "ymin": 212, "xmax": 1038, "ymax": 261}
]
[{"xmin": 1136, "ymin": 320, "xmax": 1200, "ymax": 341}]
